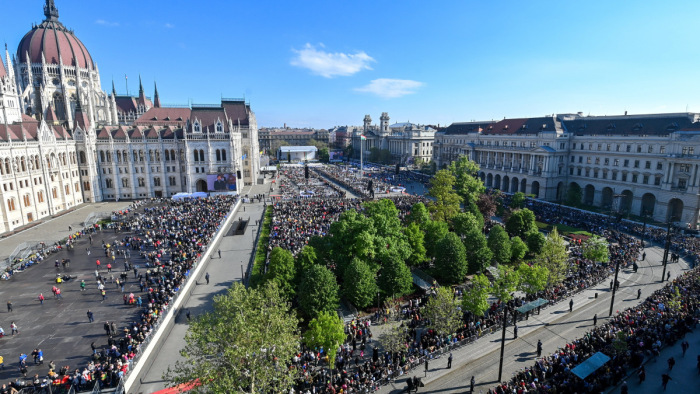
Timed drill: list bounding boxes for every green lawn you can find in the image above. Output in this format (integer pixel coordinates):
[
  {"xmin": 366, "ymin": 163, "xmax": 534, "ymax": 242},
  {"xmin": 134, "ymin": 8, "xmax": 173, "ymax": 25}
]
[
  {"xmin": 536, "ymin": 221, "xmax": 592, "ymax": 237},
  {"xmin": 250, "ymin": 205, "xmax": 272, "ymax": 287}
]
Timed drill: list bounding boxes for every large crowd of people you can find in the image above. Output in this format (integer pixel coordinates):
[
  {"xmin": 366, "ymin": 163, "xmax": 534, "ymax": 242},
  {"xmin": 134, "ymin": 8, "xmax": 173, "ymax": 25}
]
[
  {"xmin": 277, "ymin": 167, "xmax": 346, "ymax": 200},
  {"xmin": 3, "ymin": 196, "xmax": 235, "ymax": 392}
]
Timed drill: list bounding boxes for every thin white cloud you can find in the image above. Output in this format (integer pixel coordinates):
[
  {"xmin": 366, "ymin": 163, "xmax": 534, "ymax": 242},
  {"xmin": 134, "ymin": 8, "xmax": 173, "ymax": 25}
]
[
  {"xmin": 165, "ymin": 23, "xmax": 175, "ymax": 29},
  {"xmin": 95, "ymin": 19, "xmax": 119, "ymax": 27},
  {"xmin": 291, "ymin": 43, "xmax": 374, "ymax": 78},
  {"xmin": 355, "ymin": 79, "xmax": 424, "ymax": 98}
]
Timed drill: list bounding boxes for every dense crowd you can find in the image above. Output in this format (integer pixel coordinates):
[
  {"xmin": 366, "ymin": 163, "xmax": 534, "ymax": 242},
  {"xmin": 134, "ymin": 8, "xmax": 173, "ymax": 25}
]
[
  {"xmin": 277, "ymin": 167, "xmax": 345, "ymax": 200},
  {"xmin": 488, "ymin": 268, "xmax": 700, "ymax": 393},
  {"xmin": 313, "ymin": 165, "xmax": 394, "ymax": 198},
  {"xmin": 3, "ymin": 196, "xmax": 235, "ymax": 392}
]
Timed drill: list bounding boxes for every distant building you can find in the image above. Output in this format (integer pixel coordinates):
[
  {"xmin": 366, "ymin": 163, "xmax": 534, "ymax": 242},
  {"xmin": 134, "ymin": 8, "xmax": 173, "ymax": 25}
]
[
  {"xmin": 277, "ymin": 146, "xmax": 318, "ymax": 162},
  {"xmin": 434, "ymin": 112, "xmax": 700, "ymax": 227},
  {"xmin": 258, "ymin": 128, "xmax": 329, "ymax": 153},
  {"xmin": 351, "ymin": 113, "xmax": 436, "ymax": 164}
]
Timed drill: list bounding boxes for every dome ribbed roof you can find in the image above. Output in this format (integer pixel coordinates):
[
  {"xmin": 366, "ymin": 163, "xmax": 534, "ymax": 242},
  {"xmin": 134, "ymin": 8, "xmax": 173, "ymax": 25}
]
[{"xmin": 16, "ymin": 1, "xmax": 94, "ymax": 70}]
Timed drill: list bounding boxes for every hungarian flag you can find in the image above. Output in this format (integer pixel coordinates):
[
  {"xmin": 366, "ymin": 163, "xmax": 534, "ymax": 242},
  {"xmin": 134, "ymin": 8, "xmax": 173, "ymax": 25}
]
[{"xmin": 360, "ymin": 135, "xmax": 366, "ymax": 140}]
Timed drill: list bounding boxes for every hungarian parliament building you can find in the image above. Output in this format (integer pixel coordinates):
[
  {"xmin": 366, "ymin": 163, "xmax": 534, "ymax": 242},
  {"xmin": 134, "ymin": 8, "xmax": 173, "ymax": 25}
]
[{"xmin": 0, "ymin": 1, "xmax": 260, "ymax": 233}]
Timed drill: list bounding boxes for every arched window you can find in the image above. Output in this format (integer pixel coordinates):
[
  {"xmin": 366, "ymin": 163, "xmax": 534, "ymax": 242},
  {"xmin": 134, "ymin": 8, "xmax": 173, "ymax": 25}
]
[
  {"xmin": 35, "ymin": 156, "xmax": 40, "ymax": 169},
  {"xmin": 199, "ymin": 149, "xmax": 205, "ymax": 162},
  {"xmin": 154, "ymin": 177, "xmax": 161, "ymax": 187},
  {"xmin": 216, "ymin": 122, "xmax": 223, "ymax": 133},
  {"xmin": 165, "ymin": 150, "xmax": 170, "ymax": 161},
  {"xmin": 37, "ymin": 191, "xmax": 44, "ymax": 203},
  {"xmin": 194, "ymin": 121, "xmax": 201, "ymax": 133},
  {"xmin": 139, "ymin": 150, "xmax": 144, "ymax": 162},
  {"xmin": 123, "ymin": 150, "xmax": 128, "ymax": 162},
  {"xmin": 171, "ymin": 150, "xmax": 176, "ymax": 162},
  {"xmin": 138, "ymin": 178, "xmax": 145, "ymax": 187},
  {"xmin": 100, "ymin": 151, "xmax": 105, "ymax": 163},
  {"xmin": 106, "ymin": 151, "xmax": 112, "ymax": 162},
  {"xmin": 216, "ymin": 149, "xmax": 221, "ymax": 162},
  {"xmin": 222, "ymin": 149, "xmax": 227, "ymax": 161},
  {"xmin": 193, "ymin": 150, "xmax": 199, "ymax": 162},
  {"xmin": 122, "ymin": 178, "xmax": 129, "ymax": 188},
  {"xmin": 116, "ymin": 151, "xmax": 122, "ymax": 163},
  {"xmin": 79, "ymin": 151, "xmax": 86, "ymax": 164},
  {"xmin": 149, "ymin": 150, "xmax": 154, "ymax": 162},
  {"xmin": 23, "ymin": 194, "xmax": 31, "ymax": 207},
  {"xmin": 20, "ymin": 156, "xmax": 26, "ymax": 172},
  {"xmin": 7, "ymin": 198, "xmax": 16, "ymax": 211},
  {"xmin": 105, "ymin": 179, "xmax": 113, "ymax": 188},
  {"xmin": 155, "ymin": 151, "xmax": 160, "ymax": 162},
  {"xmin": 52, "ymin": 188, "xmax": 58, "ymax": 198},
  {"xmin": 133, "ymin": 151, "xmax": 138, "ymax": 162},
  {"xmin": 4, "ymin": 158, "xmax": 10, "ymax": 174}
]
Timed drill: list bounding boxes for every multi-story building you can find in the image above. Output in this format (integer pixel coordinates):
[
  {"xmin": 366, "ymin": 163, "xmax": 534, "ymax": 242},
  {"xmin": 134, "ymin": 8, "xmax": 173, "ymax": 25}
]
[
  {"xmin": 258, "ymin": 127, "xmax": 329, "ymax": 153},
  {"xmin": 0, "ymin": 1, "xmax": 260, "ymax": 233},
  {"xmin": 434, "ymin": 113, "xmax": 700, "ymax": 227},
  {"xmin": 351, "ymin": 113, "xmax": 436, "ymax": 164}
]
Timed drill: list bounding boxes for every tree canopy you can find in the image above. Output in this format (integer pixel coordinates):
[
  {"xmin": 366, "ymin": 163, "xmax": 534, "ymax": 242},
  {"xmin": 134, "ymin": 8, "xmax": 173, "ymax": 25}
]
[
  {"xmin": 434, "ymin": 232, "xmax": 468, "ymax": 284},
  {"xmin": 405, "ymin": 202, "xmax": 430, "ymax": 228},
  {"xmin": 404, "ymin": 222, "xmax": 427, "ymax": 266},
  {"xmin": 464, "ymin": 229, "xmax": 493, "ymax": 274},
  {"xmin": 304, "ymin": 311, "xmax": 346, "ymax": 370},
  {"xmin": 491, "ymin": 265, "xmax": 520, "ymax": 303},
  {"xmin": 299, "ymin": 265, "xmax": 340, "ymax": 318},
  {"xmin": 377, "ymin": 248, "xmax": 413, "ymax": 299},
  {"xmin": 448, "ymin": 156, "xmax": 485, "ymax": 205},
  {"xmin": 264, "ymin": 247, "xmax": 296, "ymax": 300},
  {"xmin": 537, "ymin": 228, "xmax": 569, "ymax": 286},
  {"xmin": 505, "ymin": 209, "xmax": 537, "ymax": 239},
  {"xmin": 423, "ymin": 219, "xmax": 449, "ymax": 259},
  {"xmin": 488, "ymin": 225, "xmax": 512, "ymax": 265},
  {"xmin": 164, "ymin": 282, "xmax": 300, "ymax": 394},
  {"xmin": 342, "ymin": 258, "xmax": 378, "ymax": 309},
  {"xmin": 427, "ymin": 169, "xmax": 463, "ymax": 222},
  {"xmin": 424, "ymin": 287, "xmax": 463, "ymax": 337},
  {"xmin": 462, "ymin": 273, "xmax": 491, "ymax": 318},
  {"xmin": 509, "ymin": 236, "xmax": 528, "ymax": 263},
  {"xmin": 582, "ymin": 235, "xmax": 610, "ymax": 263},
  {"xmin": 510, "ymin": 192, "xmax": 526, "ymax": 209},
  {"xmin": 516, "ymin": 262, "xmax": 549, "ymax": 295}
]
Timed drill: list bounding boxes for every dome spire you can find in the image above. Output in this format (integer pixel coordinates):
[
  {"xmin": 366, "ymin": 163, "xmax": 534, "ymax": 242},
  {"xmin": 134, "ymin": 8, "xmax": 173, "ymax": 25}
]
[
  {"xmin": 44, "ymin": 0, "xmax": 59, "ymax": 21},
  {"xmin": 154, "ymin": 81, "xmax": 161, "ymax": 108}
]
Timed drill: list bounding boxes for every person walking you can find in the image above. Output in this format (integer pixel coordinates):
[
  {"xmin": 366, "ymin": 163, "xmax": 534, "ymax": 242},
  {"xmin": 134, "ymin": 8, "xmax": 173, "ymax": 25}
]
[
  {"xmin": 593, "ymin": 314, "xmax": 597, "ymax": 326},
  {"xmin": 637, "ymin": 289, "xmax": 642, "ymax": 299},
  {"xmin": 681, "ymin": 340, "xmax": 689, "ymax": 356},
  {"xmin": 661, "ymin": 373, "xmax": 672, "ymax": 390},
  {"xmin": 55, "ymin": 288, "xmax": 62, "ymax": 299},
  {"xmin": 38, "ymin": 294, "xmax": 44, "ymax": 305},
  {"xmin": 218, "ymin": 249, "xmax": 221, "ymax": 259},
  {"xmin": 668, "ymin": 356, "xmax": 676, "ymax": 370},
  {"xmin": 205, "ymin": 272, "xmax": 210, "ymax": 285},
  {"xmin": 87, "ymin": 310, "xmax": 94, "ymax": 323},
  {"xmin": 638, "ymin": 365, "xmax": 646, "ymax": 383},
  {"xmin": 621, "ymin": 381, "xmax": 628, "ymax": 394},
  {"xmin": 569, "ymin": 299, "xmax": 574, "ymax": 312},
  {"xmin": 642, "ymin": 252, "xmax": 646, "ymax": 260},
  {"xmin": 186, "ymin": 309, "xmax": 191, "ymax": 321},
  {"xmin": 537, "ymin": 340, "xmax": 543, "ymax": 357},
  {"xmin": 80, "ymin": 280, "xmax": 86, "ymax": 292},
  {"xmin": 424, "ymin": 359, "xmax": 429, "ymax": 377},
  {"xmin": 447, "ymin": 352, "xmax": 452, "ymax": 369},
  {"xmin": 6, "ymin": 301, "xmax": 12, "ymax": 313},
  {"xmin": 470, "ymin": 376, "xmax": 475, "ymax": 393},
  {"xmin": 513, "ymin": 324, "xmax": 518, "ymax": 339},
  {"xmin": 10, "ymin": 322, "xmax": 18, "ymax": 335}
]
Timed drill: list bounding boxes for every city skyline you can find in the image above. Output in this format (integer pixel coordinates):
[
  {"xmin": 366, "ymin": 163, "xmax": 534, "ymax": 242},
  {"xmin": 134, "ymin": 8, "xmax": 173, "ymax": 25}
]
[{"xmin": 3, "ymin": 0, "xmax": 700, "ymax": 128}]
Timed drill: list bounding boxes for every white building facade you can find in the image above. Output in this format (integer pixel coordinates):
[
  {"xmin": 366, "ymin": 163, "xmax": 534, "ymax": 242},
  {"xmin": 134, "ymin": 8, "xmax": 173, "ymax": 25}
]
[
  {"xmin": 351, "ymin": 113, "xmax": 436, "ymax": 164},
  {"xmin": 434, "ymin": 113, "xmax": 700, "ymax": 228},
  {"xmin": 0, "ymin": 1, "xmax": 260, "ymax": 233}
]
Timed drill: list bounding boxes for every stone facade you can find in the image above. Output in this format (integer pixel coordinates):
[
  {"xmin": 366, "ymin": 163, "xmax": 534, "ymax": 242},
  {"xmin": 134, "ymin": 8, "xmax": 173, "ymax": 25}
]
[{"xmin": 351, "ymin": 113, "xmax": 436, "ymax": 164}]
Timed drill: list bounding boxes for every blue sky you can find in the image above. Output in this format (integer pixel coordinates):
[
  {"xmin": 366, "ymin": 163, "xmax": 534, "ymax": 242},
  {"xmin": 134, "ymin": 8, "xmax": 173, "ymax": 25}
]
[{"xmin": 3, "ymin": 0, "xmax": 700, "ymax": 128}]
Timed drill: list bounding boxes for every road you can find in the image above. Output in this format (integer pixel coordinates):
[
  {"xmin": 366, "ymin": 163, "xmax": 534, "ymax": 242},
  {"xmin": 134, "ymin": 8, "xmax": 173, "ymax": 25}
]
[{"xmin": 378, "ymin": 241, "xmax": 691, "ymax": 393}]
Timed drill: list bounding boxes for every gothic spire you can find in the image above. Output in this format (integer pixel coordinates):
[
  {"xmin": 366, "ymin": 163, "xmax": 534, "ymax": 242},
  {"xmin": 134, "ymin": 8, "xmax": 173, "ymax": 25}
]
[
  {"xmin": 138, "ymin": 75, "xmax": 144, "ymax": 95},
  {"xmin": 44, "ymin": 0, "xmax": 59, "ymax": 21},
  {"xmin": 154, "ymin": 82, "xmax": 161, "ymax": 108},
  {"xmin": 111, "ymin": 79, "xmax": 116, "ymax": 96}
]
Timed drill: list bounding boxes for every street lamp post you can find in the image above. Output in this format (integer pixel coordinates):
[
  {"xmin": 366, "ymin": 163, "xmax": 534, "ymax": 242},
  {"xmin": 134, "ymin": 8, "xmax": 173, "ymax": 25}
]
[
  {"xmin": 497, "ymin": 306, "xmax": 509, "ymax": 382},
  {"xmin": 661, "ymin": 217, "xmax": 676, "ymax": 282}
]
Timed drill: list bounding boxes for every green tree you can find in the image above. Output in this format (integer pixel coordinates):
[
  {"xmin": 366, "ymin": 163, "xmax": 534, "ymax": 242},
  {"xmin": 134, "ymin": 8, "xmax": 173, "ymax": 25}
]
[
  {"xmin": 434, "ymin": 232, "xmax": 468, "ymax": 284},
  {"xmin": 505, "ymin": 209, "xmax": 537, "ymax": 239},
  {"xmin": 452, "ymin": 211, "xmax": 480, "ymax": 237},
  {"xmin": 565, "ymin": 183, "xmax": 582, "ymax": 207},
  {"xmin": 448, "ymin": 156, "xmax": 485, "ymax": 205},
  {"xmin": 510, "ymin": 236, "xmax": 528, "ymax": 263},
  {"xmin": 342, "ymin": 258, "xmax": 378, "ymax": 309},
  {"xmin": 295, "ymin": 245, "xmax": 318, "ymax": 284},
  {"xmin": 307, "ymin": 138, "xmax": 329, "ymax": 151},
  {"xmin": 537, "ymin": 228, "xmax": 569, "ymax": 286},
  {"xmin": 404, "ymin": 223, "xmax": 427, "ymax": 266},
  {"xmin": 424, "ymin": 287, "xmax": 463, "ymax": 337},
  {"xmin": 526, "ymin": 231, "xmax": 546, "ymax": 255},
  {"xmin": 406, "ymin": 202, "xmax": 430, "ymax": 228},
  {"xmin": 328, "ymin": 210, "xmax": 376, "ymax": 274},
  {"xmin": 164, "ymin": 282, "xmax": 299, "ymax": 393},
  {"xmin": 299, "ymin": 265, "xmax": 340, "ymax": 318},
  {"xmin": 304, "ymin": 311, "xmax": 345, "ymax": 376},
  {"xmin": 491, "ymin": 265, "xmax": 520, "ymax": 303},
  {"xmin": 318, "ymin": 147, "xmax": 330, "ymax": 163},
  {"xmin": 511, "ymin": 192, "xmax": 526, "ymax": 209},
  {"xmin": 488, "ymin": 225, "xmax": 512, "ymax": 265},
  {"xmin": 363, "ymin": 199, "xmax": 402, "ymax": 238},
  {"xmin": 516, "ymin": 262, "xmax": 549, "ymax": 295},
  {"xmin": 378, "ymin": 323, "xmax": 408, "ymax": 361},
  {"xmin": 264, "ymin": 247, "xmax": 296, "ymax": 299},
  {"xmin": 462, "ymin": 273, "xmax": 491, "ymax": 318},
  {"xmin": 465, "ymin": 201, "xmax": 486, "ymax": 230},
  {"xmin": 427, "ymin": 169, "xmax": 463, "ymax": 222},
  {"xmin": 377, "ymin": 249, "xmax": 413, "ymax": 299},
  {"xmin": 464, "ymin": 229, "xmax": 493, "ymax": 274},
  {"xmin": 423, "ymin": 219, "xmax": 449, "ymax": 259},
  {"xmin": 581, "ymin": 235, "xmax": 610, "ymax": 263}
]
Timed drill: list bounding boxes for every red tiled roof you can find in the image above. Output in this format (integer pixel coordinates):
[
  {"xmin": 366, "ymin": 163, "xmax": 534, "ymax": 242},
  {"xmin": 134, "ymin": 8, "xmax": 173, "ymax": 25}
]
[
  {"xmin": 17, "ymin": 21, "xmax": 94, "ymax": 70},
  {"xmin": 134, "ymin": 107, "xmax": 191, "ymax": 126},
  {"xmin": 191, "ymin": 107, "xmax": 227, "ymax": 133},
  {"xmin": 221, "ymin": 100, "xmax": 249, "ymax": 126},
  {"xmin": 115, "ymin": 96, "xmax": 138, "ymax": 114}
]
